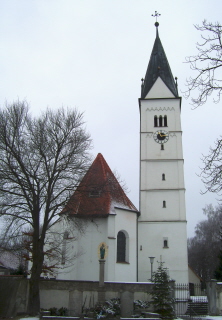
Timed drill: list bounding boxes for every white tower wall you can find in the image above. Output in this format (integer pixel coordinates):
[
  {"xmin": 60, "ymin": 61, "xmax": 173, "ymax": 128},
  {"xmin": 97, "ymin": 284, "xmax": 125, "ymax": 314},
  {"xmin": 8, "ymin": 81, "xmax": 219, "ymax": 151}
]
[{"xmin": 138, "ymin": 78, "xmax": 189, "ymax": 283}]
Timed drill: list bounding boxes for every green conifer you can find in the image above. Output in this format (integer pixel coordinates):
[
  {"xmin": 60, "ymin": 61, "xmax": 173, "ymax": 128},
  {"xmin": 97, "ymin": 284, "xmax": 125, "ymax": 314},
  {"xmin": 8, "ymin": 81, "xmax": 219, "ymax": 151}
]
[{"xmin": 149, "ymin": 262, "xmax": 175, "ymax": 319}]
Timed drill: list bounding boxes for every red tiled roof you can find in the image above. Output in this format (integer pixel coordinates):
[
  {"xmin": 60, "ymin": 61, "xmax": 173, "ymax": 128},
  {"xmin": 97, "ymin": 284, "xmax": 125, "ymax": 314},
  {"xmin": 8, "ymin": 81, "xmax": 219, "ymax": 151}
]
[{"xmin": 61, "ymin": 153, "xmax": 138, "ymax": 216}]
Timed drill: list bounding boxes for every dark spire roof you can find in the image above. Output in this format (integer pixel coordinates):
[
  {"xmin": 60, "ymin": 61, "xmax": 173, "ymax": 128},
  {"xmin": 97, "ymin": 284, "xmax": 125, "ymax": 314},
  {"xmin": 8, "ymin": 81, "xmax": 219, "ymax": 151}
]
[
  {"xmin": 61, "ymin": 153, "xmax": 138, "ymax": 217},
  {"xmin": 141, "ymin": 24, "xmax": 178, "ymax": 98}
]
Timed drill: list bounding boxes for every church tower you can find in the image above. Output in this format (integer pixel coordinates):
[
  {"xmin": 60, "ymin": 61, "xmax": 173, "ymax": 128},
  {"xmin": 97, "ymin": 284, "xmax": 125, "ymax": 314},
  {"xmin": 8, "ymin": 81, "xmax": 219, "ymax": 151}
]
[{"xmin": 138, "ymin": 19, "xmax": 188, "ymax": 283}]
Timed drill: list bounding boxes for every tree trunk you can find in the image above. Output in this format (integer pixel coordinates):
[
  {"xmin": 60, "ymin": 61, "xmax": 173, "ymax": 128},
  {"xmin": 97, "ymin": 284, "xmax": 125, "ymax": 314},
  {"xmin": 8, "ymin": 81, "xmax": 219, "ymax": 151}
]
[
  {"xmin": 28, "ymin": 273, "xmax": 41, "ymax": 315},
  {"xmin": 27, "ymin": 238, "xmax": 44, "ymax": 315}
]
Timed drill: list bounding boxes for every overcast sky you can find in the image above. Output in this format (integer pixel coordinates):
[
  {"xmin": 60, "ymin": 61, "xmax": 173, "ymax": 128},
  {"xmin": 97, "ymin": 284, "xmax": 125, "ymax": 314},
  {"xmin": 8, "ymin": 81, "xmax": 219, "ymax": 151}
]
[{"xmin": 0, "ymin": 0, "xmax": 221, "ymax": 237}]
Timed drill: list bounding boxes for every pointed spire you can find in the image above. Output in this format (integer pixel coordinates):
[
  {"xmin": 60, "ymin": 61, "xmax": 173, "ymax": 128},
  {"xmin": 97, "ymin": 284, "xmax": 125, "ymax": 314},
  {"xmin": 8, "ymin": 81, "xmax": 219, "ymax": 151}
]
[{"xmin": 141, "ymin": 17, "xmax": 178, "ymax": 99}]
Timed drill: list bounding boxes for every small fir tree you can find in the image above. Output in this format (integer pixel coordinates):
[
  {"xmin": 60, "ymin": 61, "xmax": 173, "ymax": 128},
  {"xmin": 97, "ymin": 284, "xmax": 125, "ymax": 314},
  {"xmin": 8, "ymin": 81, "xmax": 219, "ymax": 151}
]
[{"xmin": 149, "ymin": 262, "xmax": 175, "ymax": 319}]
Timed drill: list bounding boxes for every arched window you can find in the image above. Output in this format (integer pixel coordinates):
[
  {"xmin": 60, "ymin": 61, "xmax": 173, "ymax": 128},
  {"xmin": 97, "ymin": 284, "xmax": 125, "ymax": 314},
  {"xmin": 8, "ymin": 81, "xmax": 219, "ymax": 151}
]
[
  {"xmin": 163, "ymin": 200, "xmax": 166, "ymax": 208},
  {"xmin": 154, "ymin": 115, "xmax": 158, "ymax": 127},
  {"xmin": 161, "ymin": 144, "xmax": 164, "ymax": 150},
  {"xmin": 117, "ymin": 231, "xmax": 126, "ymax": 262},
  {"xmin": 159, "ymin": 115, "xmax": 163, "ymax": 127},
  {"xmin": 117, "ymin": 230, "xmax": 129, "ymax": 263},
  {"xmin": 162, "ymin": 173, "xmax": 165, "ymax": 181},
  {"xmin": 164, "ymin": 115, "xmax": 167, "ymax": 127}
]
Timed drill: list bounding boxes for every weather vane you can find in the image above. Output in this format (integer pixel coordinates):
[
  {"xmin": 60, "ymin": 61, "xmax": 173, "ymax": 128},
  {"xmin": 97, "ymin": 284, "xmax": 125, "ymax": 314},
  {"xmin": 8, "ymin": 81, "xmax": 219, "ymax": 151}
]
[{"xmin": 152, "ymin": 11, "xmax": 161, "ymax": 27}]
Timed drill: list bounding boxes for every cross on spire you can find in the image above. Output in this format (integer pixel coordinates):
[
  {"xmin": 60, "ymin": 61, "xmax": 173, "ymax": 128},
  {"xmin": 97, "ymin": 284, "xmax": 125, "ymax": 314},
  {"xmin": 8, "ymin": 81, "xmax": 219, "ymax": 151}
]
[
  {"xmin": 152, "ymin": 11, "xmax": 161, "ymax": 28},
  {"xmin": 152, "ymin": 11, "xmax": 161, "ymax": 22}
]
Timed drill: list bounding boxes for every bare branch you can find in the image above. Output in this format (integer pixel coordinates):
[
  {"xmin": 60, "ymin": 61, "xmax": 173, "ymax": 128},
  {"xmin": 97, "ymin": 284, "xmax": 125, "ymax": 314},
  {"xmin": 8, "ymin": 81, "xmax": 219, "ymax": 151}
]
[
  {"xmin": 200, "ymin": 137, "xmax": 222, "ymax": 196},
  {"xmin": 184, "ymin": 20, "xmax": 222, "ymax": 108}
]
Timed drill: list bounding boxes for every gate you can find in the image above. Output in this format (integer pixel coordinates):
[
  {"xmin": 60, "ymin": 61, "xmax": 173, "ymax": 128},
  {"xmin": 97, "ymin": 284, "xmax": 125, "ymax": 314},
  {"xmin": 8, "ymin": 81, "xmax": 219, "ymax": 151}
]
[{"xmin": 175, "ymin": 284, "xmax": 208, "ymax": 319}]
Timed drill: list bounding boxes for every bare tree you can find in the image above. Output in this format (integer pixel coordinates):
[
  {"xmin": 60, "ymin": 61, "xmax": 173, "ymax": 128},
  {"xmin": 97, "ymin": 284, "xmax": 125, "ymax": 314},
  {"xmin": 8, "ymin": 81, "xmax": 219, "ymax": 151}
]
[
  {"xmin": 0, "ymin": 101, "xmax": 92, "ymax": 315},
  {"xmin": 185, "ymin": 21, "xmax": 222, "ymax": 198},
  {"xmin": 200, "ymin": 138, "xmax": 222, "ymax": 196},
  {"xmin": 188, "ymin": 204, "xmax": 222, "ymax": 282},
  {"xmin": 185, "ymin": 20, "xmax": 222, "ymax": 108}
]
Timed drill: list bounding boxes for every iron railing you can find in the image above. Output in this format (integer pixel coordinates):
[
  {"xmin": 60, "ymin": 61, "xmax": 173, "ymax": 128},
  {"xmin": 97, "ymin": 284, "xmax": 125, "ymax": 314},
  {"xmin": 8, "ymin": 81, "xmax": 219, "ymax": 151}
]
[{"xmin": 174, "ymin": 283, "xmax": 208, "ymax": 319}]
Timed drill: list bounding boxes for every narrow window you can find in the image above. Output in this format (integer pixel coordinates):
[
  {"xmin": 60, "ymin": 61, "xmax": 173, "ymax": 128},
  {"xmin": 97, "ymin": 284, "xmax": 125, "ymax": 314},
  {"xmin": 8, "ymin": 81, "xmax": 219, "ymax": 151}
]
[
  {"xmin": 61, "ymin": 250, "xmax": 65, "ymax": 264},
  {"xmin": 117, "ymin": 231, "xmax": 126, "ymax": 262},
  {"xmin": 163, "ymin": 200, "xmax": 166, "ymax": 208},
  {"xmin": 89, "ymin": 189, "xmax": 101, "ymax": 197},
  {"xmin": 159, "ymin": 115, "xmax": 163, "ymax": 127},
  {"xmin": 164, "ymin": 115, "xmax": 167, "ymax": 127},
  {"xmin": 162, "ymin": 173, "xmax": 165, "ymax": 181},
  {"xmin": 154, "ymin": 115, "xmax": 158, "ymax": 127},
  {"xmin": 62, "ymin": 231, "xmax": 68, "ymax": 264},
  {"xmin": 161, "ymin": 144, "xmax": 164, "ymax": 150},
  {"xmin": 64, "ymin": 231, "xmax": 69, "ymax": 239},
  {"xmin": 163, "ymin": 239, "xmax": 168, "ymax": 248}
]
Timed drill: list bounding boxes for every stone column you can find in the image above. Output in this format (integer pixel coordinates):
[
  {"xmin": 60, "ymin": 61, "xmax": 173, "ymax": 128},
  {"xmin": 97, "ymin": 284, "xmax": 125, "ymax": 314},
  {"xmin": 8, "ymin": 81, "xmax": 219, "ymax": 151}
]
[
  {"xmin": 98, "ymin": 259, "xmax": 106, "ymax": 303},
  {"xmin": 99, "ymin": 259, "xmax": 105, "ymax": 287}
]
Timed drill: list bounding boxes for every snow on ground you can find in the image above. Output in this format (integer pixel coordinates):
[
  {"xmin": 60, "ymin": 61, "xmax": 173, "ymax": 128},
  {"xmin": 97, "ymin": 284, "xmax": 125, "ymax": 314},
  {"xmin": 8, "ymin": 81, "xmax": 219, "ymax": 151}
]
[
  {"xmin": 177, "ymin": 318, "xmax": 222, "ymax": 320},
  {"xmin": 18, "ymin": 317, "xmax": 222, "ymax": 320},
  {"xmin": 20, "ymin": 318, "xmax": 39, "ymax": 320}
]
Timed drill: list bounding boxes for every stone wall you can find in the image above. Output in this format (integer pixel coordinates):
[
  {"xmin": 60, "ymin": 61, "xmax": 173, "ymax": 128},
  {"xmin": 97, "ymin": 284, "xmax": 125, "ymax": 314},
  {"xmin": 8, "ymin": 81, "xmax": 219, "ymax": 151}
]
[
  {"xmin": 40, "ymin": 279, "xmax": 153, "ymax": 316},
  {"xmin": 0, "ymin": 276, "xmax": 28, "ymax": 317},
  {"xmin": 0, "ymin": 277, "xmax": 153, "ymax": 317}
]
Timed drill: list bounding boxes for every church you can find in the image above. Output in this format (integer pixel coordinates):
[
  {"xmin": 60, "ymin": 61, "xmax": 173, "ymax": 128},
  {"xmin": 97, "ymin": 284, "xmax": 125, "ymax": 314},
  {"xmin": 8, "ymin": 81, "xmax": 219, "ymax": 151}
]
[{"xmin": 47, "ymin": 20, "xmax": 189, "ymax": 284}]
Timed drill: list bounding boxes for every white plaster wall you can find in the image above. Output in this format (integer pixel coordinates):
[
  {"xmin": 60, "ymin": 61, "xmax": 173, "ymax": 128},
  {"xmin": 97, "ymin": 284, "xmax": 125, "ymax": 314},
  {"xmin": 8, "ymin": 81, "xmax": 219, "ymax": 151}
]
[
  {"xmin": 77, "ymin": 218, "xmax": 108, "ymax": 281},
  {"xmin": 106, "ymin": 215, "xmax": 116, "ymax": 281},
  {"xmin": 52, "ymin": 217, "xmax": 108, "ymax": 281},
  {"xmin": 139, "ymin": 190, "xmax": 186, "ymax": 221},
  {"xmin": 48, "ymin": 207, "xmax": 137, "ymax": 282},
  {"xmin": 146, "ymin": 78, "xmax": 175, "ymax": 99},
  {"xmin": 188, "ymin": 267, "xmax": 201, "ymax": 284},
  {"xmin": 141, "ymin": 160, "xmax": 185, "ymax": 190},
  {"xmin": 138, "ymin": 221, "xmax": 188, "ymax": 283},
  {"xmin": 113, "ymin": 208, "xmax": 137, "ymax": 282},
  {"xmin": 141, "ymin": 133, "xmax": 183, "ymax": 160},
  {"xmin": 140, "ymin": 98, "xmax": 181, "ymax": 133},
  {"xmin": 138, "ymin": 79, "xmax": 188, "ymax": 284}
]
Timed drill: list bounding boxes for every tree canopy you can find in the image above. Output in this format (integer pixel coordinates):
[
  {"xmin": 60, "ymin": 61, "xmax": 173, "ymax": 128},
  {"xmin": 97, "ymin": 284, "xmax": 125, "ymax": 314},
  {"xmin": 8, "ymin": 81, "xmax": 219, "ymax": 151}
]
[{"xmin": 0, "ymin": 101, "xmax": 92, "ymax": 314}]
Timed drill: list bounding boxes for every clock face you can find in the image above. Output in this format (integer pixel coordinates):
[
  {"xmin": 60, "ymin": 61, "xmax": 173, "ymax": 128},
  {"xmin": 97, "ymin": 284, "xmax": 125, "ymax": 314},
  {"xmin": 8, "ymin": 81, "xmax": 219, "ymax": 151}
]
[{"xmin": 153, "ymin": 130, "xmax": 169, "ymax": 144}]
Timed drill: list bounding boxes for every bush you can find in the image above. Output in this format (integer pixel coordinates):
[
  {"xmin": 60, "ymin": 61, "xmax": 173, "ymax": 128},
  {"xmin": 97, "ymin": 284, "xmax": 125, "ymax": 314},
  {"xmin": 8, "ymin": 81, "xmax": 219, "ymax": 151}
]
[
  {"xmin": 48, "ymin": 307, "xmax": 68, "ymax": 316},
  {"xmin": 94, "ymin": 298, "xmax": 120, "ymax": 318},
  {"xmin": 134, "ymin": 300, "xmax": 150, "ymax": 310}
]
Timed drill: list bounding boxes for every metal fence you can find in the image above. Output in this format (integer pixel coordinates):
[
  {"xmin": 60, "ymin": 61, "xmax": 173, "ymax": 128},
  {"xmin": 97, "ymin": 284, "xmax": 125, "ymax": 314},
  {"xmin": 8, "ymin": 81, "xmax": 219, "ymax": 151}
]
[{"xmin": 175, "ymin": 283, "xmax": 208, "ymax": 319}]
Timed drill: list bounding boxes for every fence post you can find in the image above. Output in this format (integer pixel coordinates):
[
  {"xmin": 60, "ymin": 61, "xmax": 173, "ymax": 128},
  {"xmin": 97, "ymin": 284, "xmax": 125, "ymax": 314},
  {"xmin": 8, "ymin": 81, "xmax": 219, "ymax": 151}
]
[
  {"xmin": 120, "ymin": 290, "xmax": 134, "ymax": 318},
  {"xmin": 207, "ymin": 280, "xmax": 218, "ymax": 316}
]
